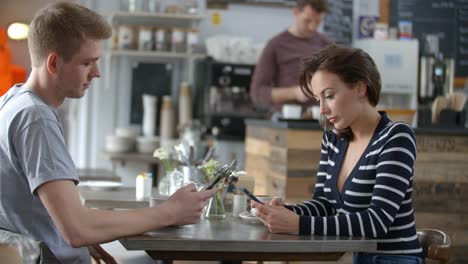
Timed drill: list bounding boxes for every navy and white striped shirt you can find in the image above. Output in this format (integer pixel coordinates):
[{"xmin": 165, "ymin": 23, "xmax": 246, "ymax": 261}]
[{"xmin": 285, "ymin": 112, "xmax": 424, "ymax": 257}]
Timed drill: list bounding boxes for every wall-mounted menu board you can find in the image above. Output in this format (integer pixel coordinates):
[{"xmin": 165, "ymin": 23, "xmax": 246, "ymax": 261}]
[
  {"xmin": 323, "ymin": 0, "xmax": 353, "ymax": 45},
  {"xmin": 389, "ymin": 0, "xmax": 468, "ymax": 77}
]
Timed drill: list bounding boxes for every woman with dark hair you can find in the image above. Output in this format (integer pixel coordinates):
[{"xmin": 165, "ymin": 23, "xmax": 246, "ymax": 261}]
[{"xmin": 252, "ymin": 45, "xmax": 425, "ymax": 264}]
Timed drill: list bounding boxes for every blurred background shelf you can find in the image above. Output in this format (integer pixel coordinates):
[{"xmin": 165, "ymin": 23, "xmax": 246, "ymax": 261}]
[
  {"xmin": 100, "ymin": 151, "xmax": 160, "ymax": 165},
  {"xmin": 109, "ymin": 50, "xmax": 206, "ymax": 60},
  {"xmin": 109, "ymin": 11, "xmax": 204, "ymax": 26}
]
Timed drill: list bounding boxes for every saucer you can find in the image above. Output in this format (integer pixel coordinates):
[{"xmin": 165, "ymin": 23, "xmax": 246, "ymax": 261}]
[{"xmin": 239, "ymin": 211, "xmax": 262, "ymax": 224}]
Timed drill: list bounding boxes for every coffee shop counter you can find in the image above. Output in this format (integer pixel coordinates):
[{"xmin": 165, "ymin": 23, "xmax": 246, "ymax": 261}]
[{"xmin": 244, "ymin": 118, "xmax": 468, "ymax": 263}]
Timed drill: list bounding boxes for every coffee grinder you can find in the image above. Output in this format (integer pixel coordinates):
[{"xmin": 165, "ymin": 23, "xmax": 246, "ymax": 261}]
[{"xmin": 418, "ymin": 34, "xmax": 455, "ymax": 126}]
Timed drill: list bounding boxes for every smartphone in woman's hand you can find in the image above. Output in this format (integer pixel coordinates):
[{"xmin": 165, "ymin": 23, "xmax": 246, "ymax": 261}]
[{"xmin": 238, "ymin": 187, "xmax": 263, "ymax": 204}]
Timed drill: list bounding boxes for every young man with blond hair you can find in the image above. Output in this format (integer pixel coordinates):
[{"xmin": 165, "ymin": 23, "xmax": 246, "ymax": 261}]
[
  {"xmin": 250, "ymin": 0, "xmax": 333, "ymax": 112},
  {"xmin": 0, "ymin": 2, "xmax": 214, "ymax": 263}
]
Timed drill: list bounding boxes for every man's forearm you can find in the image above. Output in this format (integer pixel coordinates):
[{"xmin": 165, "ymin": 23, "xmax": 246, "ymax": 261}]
[{"xmin": 271, "ymin": 86, "xmax": 300, "ymax": 104}]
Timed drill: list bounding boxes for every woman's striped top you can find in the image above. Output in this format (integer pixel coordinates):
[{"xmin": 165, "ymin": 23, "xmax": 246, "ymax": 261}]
[{"xmin": 285, "ymin": 112, "xmax": 424, "ymax": 257}]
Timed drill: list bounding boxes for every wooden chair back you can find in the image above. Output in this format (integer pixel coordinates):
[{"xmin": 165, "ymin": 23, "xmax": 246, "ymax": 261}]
[
  {"xmin": 0, "ymin": 243, "xmax": 21, "ymax": 264},
  {"xmin": 417, "ymin": 229, "xmax": 451, "ymax": 264}
]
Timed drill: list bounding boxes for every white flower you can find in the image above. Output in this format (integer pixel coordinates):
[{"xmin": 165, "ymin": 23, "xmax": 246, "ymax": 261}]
[
  {"xmin": 153, "ymin": 148, "xmax": 169, "ymax": 160},
  {"xmin": 230, "ymin": 170, "xmax": 247, "ymax": 177},
  {"xmin": 174, "ymin": 143, "xmax": 187, "ymax": 156}
]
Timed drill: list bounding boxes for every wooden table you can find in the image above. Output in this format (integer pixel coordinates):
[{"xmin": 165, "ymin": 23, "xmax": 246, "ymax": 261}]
[
  {"xmin": 79, "ymin": 185, "xmax": 377, "ymax": 262},
  {"xmin": 119, "ymin": 216, "xmax": 376, "ymax": 261}
]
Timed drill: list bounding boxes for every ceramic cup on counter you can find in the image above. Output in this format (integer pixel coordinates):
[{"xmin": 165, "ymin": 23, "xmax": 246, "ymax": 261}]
[
  {"xmin": 308, "ymin": 105, "xmax": 321, "ymax": 120},
  {"xmin": 105, "ymin": 135, "xmax": 135, "ymax": 153},
  {"xmin": 136, "ymin": 136, "xmax": 159, "ymax": 154},
  {"xmin": 282, "ymin": 104, "xmax": 302, "ymax": 119}
]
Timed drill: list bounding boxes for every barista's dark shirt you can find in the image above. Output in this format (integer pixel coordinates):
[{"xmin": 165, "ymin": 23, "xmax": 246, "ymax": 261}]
[{"xmin": 250, "ymin": 30, "xmax": 333, "ymax": 111}]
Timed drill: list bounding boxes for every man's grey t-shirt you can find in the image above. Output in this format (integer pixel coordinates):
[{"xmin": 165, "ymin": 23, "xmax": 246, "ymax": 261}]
[{"xmin": 0, "ymin": 85, "xmax": 89, "ymax": 263}]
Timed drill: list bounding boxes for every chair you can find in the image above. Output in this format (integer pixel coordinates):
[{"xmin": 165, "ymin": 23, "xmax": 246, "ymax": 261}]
[
  {"xmin": 0, "ymin": 243, "xmax": 21, "ymax": 264},
  {"xmin": 417, "ymin": 229, "xmax": 451, "ymax": 264}
]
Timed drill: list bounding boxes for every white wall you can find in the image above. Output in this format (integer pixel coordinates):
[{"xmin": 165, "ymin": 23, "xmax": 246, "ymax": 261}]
[{"xmin": 199, "ymin": 4, "xmax": 294, "ymax": 45}]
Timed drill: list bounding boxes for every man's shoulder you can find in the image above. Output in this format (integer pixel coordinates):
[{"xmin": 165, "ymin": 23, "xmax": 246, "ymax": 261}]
[
  {"xmin": 266, "ymin": 30, "xmax": 291, "ymax": 46},
  {"xmin": 1, "ymin": 91, "xmax": 58, "ymax": 127}
]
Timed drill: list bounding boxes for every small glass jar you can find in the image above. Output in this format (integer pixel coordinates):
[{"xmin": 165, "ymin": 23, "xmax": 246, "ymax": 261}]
[
  {"xmin": 186, "ymin": 29, "xmax": 199, "ymax": 53},
  {"xmin": 155, "ymin": 27, "xmax": 169, "ymax": 51},
  {"xmin": 171, "ymin": 27, "xmax": 186, "ymax": 53},
  {"xmin": 118, "ymin": 25, "xmax": 135, "ymax": 50},
  {"xmin": 138, "ymin": 26, "xmax": 154, "ymax": 51},
  {"xmin": 147, "ymin": 0, "xmax": 161, "ymax": 12}
]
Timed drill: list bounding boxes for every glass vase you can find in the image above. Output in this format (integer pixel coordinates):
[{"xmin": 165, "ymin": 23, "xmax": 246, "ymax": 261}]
[
  {"xmin": 158, "ymin": 168, "xmax": 184, "ymax": 196},
  {"xmin": 204, "ymin": 190, "xmax": 226, "ymax": 219}
]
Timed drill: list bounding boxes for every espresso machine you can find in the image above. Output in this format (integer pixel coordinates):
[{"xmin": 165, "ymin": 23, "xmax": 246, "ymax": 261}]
[{"xmin": 198, "ymin": 59, "xmax": 267, "ymax": 140}]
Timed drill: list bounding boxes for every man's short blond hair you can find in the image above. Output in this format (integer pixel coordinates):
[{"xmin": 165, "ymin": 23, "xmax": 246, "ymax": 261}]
[{"xmin": 28, "ymin": 1, "xmax": 111, "ymax": 67}]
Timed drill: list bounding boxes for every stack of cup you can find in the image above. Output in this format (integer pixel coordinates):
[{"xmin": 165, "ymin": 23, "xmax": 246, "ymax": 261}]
[
  {"xmin": 142, "ymin": 94, "xmax": 157, "ymax": 137},
  {"xmin": 160, "ymin": 95, "xmax": 175, "ymax": 148},
  {"xmin": 178, "ymin": 82, "xmax": 192, "ymax": 129}
]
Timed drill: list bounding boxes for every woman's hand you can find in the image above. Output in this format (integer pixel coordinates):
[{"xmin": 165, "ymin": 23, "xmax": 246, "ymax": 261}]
[
  {"xmin": 252, "ymin": 202, "xmax": 300, "ymax": 234},
  {"xmin": 88, "ymin": 244, "xmax": 117, "ymax": 264}
]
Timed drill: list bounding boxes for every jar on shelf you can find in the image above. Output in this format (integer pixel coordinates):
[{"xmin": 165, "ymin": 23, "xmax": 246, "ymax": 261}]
[
  {"xmin": 164, "ymin": 0, "xmax": 186, "ymax": 14},
  {"xmin": 147, "ymin": 0, "xmax": 161, "ymax": 12},
  {"xmin": 171, "ymin": 27, "xmax": 186, "ymax": 53},
  {"xmin": 186, "ymin": 29, "xmax": 199, "ymax": 53},
  {"xmin": 118, "ymin": 25, "xmax": 135, "ymax": 50},
  {"xmin": 138, "ymin": 26, "xmax": 154, "ymax": 51},
  {"xmin": 184, "ymin": 0, "xmax": 199, "ymax": 14},
  {"xmin": 110, "ymin": 27, "xmax": 119, "ymax": 50},
  {"xmin": 121, "ymin": 0, "xmax": 143, "ymax": 12},
  {"xmin": 155, "ymin": 27, "xmax": 169, "ymax": 52}
]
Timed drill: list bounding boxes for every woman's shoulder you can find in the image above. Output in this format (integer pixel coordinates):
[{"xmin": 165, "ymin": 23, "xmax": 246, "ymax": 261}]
[
  {"xmin": 374, "ymin": 121, "xmax": 416, "ymax": 148},
  {"xmin": 380, "ymin": 121, "xmax": 415, "ymax": 136}
]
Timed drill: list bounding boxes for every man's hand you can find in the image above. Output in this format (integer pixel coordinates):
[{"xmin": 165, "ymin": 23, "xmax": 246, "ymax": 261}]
[
  {"xmin": 166, "ymin": 184, "xmax": 215, "ymax": 226},
  {"xmin": 252, "ymin": 202, "xmax": 300, "ymax": 234},
  {"xmin": 88, "ymin": 244, "xmax": 117, "ymax": 264}
]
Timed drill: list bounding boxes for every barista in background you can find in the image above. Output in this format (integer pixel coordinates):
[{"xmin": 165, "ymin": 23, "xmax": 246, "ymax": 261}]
[
  {"xmin": 0, "ymin": 2, "xmax": 214, "ymax": 263},
  {"xmin": 250, "ymin": 0, "xmax": 333, "ymax": 112}
]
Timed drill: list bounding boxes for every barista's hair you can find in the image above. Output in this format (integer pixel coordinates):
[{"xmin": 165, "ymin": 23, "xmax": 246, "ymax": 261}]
[
  {"xmin": 299, "ymin": 44, "xmax": 381, "ymax": 139},
  {"xmin": 296, "ymin": 0, "xmax": 328, "ymax": 13},
  {"xmin": 28, "ymin": 1, "xmax": 112, "ymax": 67}
]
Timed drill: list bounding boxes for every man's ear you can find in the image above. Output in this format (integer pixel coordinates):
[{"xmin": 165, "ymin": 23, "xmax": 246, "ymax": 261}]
[
  {"xmin": 293, "ymin": 7, "xmax": 300, "ymax": 16},
  {"xmin": 46, "ymin": 52, "xmax": 58, "ymax": 75}
]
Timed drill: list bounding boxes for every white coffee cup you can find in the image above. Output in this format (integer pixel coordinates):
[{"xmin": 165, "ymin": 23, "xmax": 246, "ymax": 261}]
[
  {"xmin": 282, "ymin": 104, "xmax": 302, "ymax": 119},
  {"xmin": 232, "ymin": 194, "xmax": 248, "ymax": 217},
  {"xmin": 309, "ymin": 106, "xmax": 320, "ymax": 120}
]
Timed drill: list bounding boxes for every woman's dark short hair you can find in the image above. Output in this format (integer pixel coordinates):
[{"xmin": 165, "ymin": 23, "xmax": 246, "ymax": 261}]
[{"xmin": 299, "ymin": 44, "xmax": 381, "ymax": 137}]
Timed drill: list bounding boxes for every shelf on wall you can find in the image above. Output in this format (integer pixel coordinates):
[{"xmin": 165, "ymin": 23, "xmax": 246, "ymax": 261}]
[
  {"xmin": 109, "ymin": 11, "xmax": 204, "ymax": 26},
  {"xmin": 109, "ymin": 50, "xmax": 206, "ymax": 60},
  {"xmin": 101, "ymin": 151, "xmax": 160, "ymax": 165}
]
